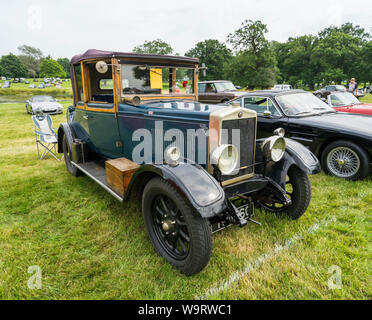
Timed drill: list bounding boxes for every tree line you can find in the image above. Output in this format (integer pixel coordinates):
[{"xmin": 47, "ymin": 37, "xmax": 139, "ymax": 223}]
[
  {"xmin": 2, "ymin": 20, "xmax": 371, "ymax": 89},
  {"xmin": 134, "ymin": 21, "xmax": 372, "ymax": 90},
  {"xmin": 0, "ymin": 45, "xmax": 70, "ymax": 78}
]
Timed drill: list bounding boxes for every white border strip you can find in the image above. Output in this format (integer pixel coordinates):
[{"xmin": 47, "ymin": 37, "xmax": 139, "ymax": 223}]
[{"xmin": 198, "ymin": 216, "xmax": 336, "ymax": 300}]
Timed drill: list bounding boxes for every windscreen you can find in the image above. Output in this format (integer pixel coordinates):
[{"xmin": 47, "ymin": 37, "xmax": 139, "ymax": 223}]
[{"xmin": 120, "ymin": 64, "xmax": 195, "ymax": 96}]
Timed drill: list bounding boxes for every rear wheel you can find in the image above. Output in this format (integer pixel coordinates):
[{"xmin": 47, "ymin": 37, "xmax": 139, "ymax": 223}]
[
  {"xmin": 142, "ymin": 177, "xmax": 212, "ymax": 276},
  {"xmin": 322, "ymin": 140, "xmax": 371, "ymax": 180},
  {"xmin": 259, "ymin": 166, "xmax": 311, "ymax": 220},
  {"xmin": 62, "ymin": 134, "xmax": 81, "ymax": 176}
]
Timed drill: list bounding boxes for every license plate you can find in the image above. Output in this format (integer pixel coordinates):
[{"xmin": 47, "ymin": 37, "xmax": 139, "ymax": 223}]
[{"xmin": 236, "ymin": 202, "xmax": 253, "ymax": 220}]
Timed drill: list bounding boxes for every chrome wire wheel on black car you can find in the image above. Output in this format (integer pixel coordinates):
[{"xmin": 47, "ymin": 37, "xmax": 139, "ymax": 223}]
[
  {"xmin": 259, "ymin": 166, "xmax": 311, "ymax": 220},
  {"xmin": 327, "ymin": 147, "xmax": 360, "ymax": 178},
  {"xmin": 142, "ymin": 177, "xmax": 212, "ymax": 276},
  {"xmin": 322, "ymin": 140, "xmax": 371, "ymax": 181}
]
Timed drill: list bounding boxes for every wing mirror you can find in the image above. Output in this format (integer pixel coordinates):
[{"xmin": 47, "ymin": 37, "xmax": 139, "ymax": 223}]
[
  {"xmin": 263, "ymin": 110, "xmax": 272, "ymax": 118},
  {"xmin": 235, "ymin": 85, "xmax": 242, "ymax": 90}
]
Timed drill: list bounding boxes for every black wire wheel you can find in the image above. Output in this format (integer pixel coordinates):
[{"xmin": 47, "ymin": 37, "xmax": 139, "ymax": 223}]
[
  {"xmin": 322, "ymin": 140, "xmax": 371, "ymax": 180},
  {"xmin": 142, "ymin": 177, "xmax": 212, "ymax": 276},
  {"xmin": 62, "ymin": 134, "xmax": 81, "ymax": 176},
  {"xmin": 259, "ymin": 166, "xmax": 311, "ymax": 220}
]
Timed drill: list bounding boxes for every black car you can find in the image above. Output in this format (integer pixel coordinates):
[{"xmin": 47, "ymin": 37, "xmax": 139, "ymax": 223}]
[{"xmin": 228, "ymin": 90, "xmax": 372, "ymax": 180}]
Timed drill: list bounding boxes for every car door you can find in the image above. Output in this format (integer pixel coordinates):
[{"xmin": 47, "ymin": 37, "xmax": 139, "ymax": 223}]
[
  {"xmin": 201, "ymin": 83, "xmax": 218, "ymax": 104},
  {"xmin": 198, "ymin": 83, "xmax": 208, "ymax": 103},
  {"xmin": 239, "ymin": 96, "xmax": 287, "ymax": 139},
  {"xmin": 82, "ymin": 61, "xmax": 123, "ymax": 158}
]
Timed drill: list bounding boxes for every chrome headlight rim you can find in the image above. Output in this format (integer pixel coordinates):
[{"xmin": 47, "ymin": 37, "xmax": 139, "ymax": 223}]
[
  {"xmin": 261, "ymin": 136, "xmax": 286, "ymax": 162},
  {"xmin": 211, "ymin": 144, "xmax": 239, "ymax": 175}
]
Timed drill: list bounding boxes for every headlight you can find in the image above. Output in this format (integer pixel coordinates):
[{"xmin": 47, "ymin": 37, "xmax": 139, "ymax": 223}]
[
  {"xmin": 165, "ymin": 146, "xmax": 181, "ymax": 164},
  {"xmin": 261, "ymin": 136, "xmax": 286, "ymax": 162},
  {"xmin": 211, "ymin": 144, "xmax": 239, "ymax": 175}
]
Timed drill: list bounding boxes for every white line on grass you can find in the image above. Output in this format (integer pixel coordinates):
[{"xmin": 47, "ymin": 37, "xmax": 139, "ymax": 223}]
[{"xmin": 198, "ymin": 216, "xmax": 336, "ymax": 300}]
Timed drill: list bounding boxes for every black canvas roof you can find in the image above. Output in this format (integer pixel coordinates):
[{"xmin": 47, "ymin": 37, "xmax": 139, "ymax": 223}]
[{"xmin": 70, "ymin": 49, "xmax": 199, "ymax": 65}]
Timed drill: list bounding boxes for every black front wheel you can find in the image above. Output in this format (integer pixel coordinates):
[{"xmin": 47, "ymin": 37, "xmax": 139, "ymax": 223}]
[
  {"xmin": 142, "ymin": 177, "xmax": 212, "ymax": 276},
  {"xmin": 259, "ymin": 166, "xmax": 311, "ymax": 220}
]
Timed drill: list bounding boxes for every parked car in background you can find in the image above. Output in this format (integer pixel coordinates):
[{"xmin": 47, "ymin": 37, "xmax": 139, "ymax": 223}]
[
  {"xmin": 2, "ymin": 81, "xmax": 11, "ymax": 88},
  {"xmin": 313, "ymin": 85, "xmax": 346, "ymax": 99},
  {"xmin": 26, "ymin": 95, "xmax": 63, "ymax": 114},
  {"xmin": 314, "ymin": 84, "xmax": 365, "ymax": 99},
  {"xmin": 198, "ymin": 80, "xmax": 245, "ymax": 104},
  {"xmin": 0, "ymin": 76, "xmax": 6, "ymax": 81},
  {"xmin": 13, "ymin": 78, "xmax": 19, "ymax": 83},
  {"xmin": 228, "ymin": 90, "xmax": 372, "ymax": 180},
  {"xmin": 57, "ymin": 49, "xmax": 320, "ymax": 275},
  {"xmin": 25, "ymin": 80, "xmax": 30, "ymax": 84},
  {"xmin": 29, "ymin": 84, "xmax": 36, "ymax": 89},
  {"xmin": 327, "ymin": 92, "xmax": 372, "ymax": 116},
  {"xmin": 273, "ymin": 84, "xmax": 293, "ymax": 90},
  {"xmin": 37, "ymin": 83, "xmax": 45, "ymax": 89}
]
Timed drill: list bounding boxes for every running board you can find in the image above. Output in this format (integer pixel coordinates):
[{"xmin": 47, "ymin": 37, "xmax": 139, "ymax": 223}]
[{"xmin": 71, "ymin": 161, "xmax": 124, "ymax": 202}]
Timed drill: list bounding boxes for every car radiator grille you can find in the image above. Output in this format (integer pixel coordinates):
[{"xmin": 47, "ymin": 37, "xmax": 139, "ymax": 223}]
[{"xmin": 220, "ymin": 117, "xmax": 256, "ymax": 183}]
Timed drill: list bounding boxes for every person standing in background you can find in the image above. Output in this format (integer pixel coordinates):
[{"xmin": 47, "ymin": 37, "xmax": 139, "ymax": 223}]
[{"xmin": 347, "ymin": 78, "xmax": 358, "ymax": 96}]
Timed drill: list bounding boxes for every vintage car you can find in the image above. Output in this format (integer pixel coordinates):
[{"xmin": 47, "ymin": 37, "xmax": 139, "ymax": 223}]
[
  {"xmin": 327, "ymin": 92, "xmax": 372, "ymax": 116},
  {"xmin": 227, "ymin": 90, "xmax": 372, "ymax": 181},
  {"xmin": 57, "ymin": 49, "xmax": 320, "ymax": 275},
  {"xmin": 314, "ymin": 85, "xmax": 365, "ymax": 99},
  {"xmin": 198, "ymin": 80, "xmax": 245, "ymax": 104},
  {"xmin": 26, "ymin": 95, "xmax": 63, "ymax": 114}
]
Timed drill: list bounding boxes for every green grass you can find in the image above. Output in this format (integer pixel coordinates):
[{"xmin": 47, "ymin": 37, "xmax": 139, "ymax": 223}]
[{"xmin": 0, "ymin": 102, "xmax": 371, "ymax": 300}]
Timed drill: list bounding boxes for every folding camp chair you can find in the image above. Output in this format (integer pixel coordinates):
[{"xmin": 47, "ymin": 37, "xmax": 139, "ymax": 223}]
[{"xmin": 32, "ymin": 112, "xmax": 63, "ymax": 161}]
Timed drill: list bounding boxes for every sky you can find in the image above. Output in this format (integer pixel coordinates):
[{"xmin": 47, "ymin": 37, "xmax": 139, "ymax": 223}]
[{"xmin": 0, "ymin": 0, "xmax": 371, "ymax": 59}]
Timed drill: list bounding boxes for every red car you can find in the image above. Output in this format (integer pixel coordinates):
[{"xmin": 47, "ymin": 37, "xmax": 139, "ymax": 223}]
[{"xmin": 327, "ymin": 92, "xmax": 372, "ymax": 116}]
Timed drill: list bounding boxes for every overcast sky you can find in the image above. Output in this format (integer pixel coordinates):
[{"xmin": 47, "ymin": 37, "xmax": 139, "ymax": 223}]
[{"xmin": 1, "ymin": 0, "xmax": 371, "ymax": 59}]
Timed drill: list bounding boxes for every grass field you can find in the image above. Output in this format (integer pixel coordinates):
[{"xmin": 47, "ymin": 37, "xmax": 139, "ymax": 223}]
[{"xmin": 0, "ymin": 97, "xmax": 371, "ymax": 300}]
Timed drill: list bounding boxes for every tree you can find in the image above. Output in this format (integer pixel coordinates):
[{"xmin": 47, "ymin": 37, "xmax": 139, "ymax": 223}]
[
  {"xmin": 0, "ymin": 53, "xmax": 28, "ymax": 77},
  {"xmin": 272, "ymin": 35, "xmax": 321, "ymax": 89},
  {"xmin": 57, "ymin": 58, "xmax": 70, "ymax": 77},
  {"xmin": 17, "ymin": 45, "xmax": 44, "ymax": 77},
  {"xmin": 224, "ymin": 20, "xmax": 277, "ymax": 89},
  {"xmin": 185, "ymin": 39, "xmax": 232, "ymax": 81},
  {"xmin": 39, "ymin": 58, "xmax": 66, "ymax": 78},
  {"xmin": 133, "ymin": 39, "xmax": 173, "ymax": 55}
]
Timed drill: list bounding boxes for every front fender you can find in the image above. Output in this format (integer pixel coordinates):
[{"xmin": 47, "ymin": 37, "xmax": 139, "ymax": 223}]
[
  {"xmin": 125, "ymin": 162, "xmax": 226, "ymax": 218},
  {"xmin": 265, "ymin": 138, "xmax": 320, "ymax": 189},
  {"xmin": 57, "ymin": 123, "xmax": 75, "ymax": 154}
]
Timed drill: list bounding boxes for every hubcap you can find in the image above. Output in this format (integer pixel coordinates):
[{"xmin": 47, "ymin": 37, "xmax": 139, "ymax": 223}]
[{"xmin": 327, "ymin": 147, "xmax": 360, "ymax": 178}]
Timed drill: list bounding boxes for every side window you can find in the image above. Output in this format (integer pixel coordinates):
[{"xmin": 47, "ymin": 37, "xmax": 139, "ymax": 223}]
[
  {"xmin": 74, "ymin": 64, "xmax": 84, "ymax": 103},
  {"xmin": 205, "ymin": 83, "xmax": 216, "ymax": 93},
  {"xmin": 243, "ymin": 97, "xmax": 280, "ymax": 116},
  {"xmin": 198, "ymin": 83, "xmax": 206, "ymax": 93},
  {"xmin": 328, "ymin": 86, "xmax": 335, "ymax": 91}
]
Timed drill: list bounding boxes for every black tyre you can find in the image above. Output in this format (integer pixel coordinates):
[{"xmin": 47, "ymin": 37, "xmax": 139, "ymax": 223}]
[
  {"xmin": 26, "ymin": 105, "xmax": 30, "ymax": 114},
  {"xmin": 142, "ymin": 177, "xmax": 212, "ymax": 276},
  {"xmin": 321, "ymin": 140, "xmax": 371, "ymax": 180},
  {"xmin": 259, "ymin": 166, "xmax": 311, "ymax": 220},
  {"xmin": 62, "ymin": 134, "xmax": 81, "ymax": 176}
]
